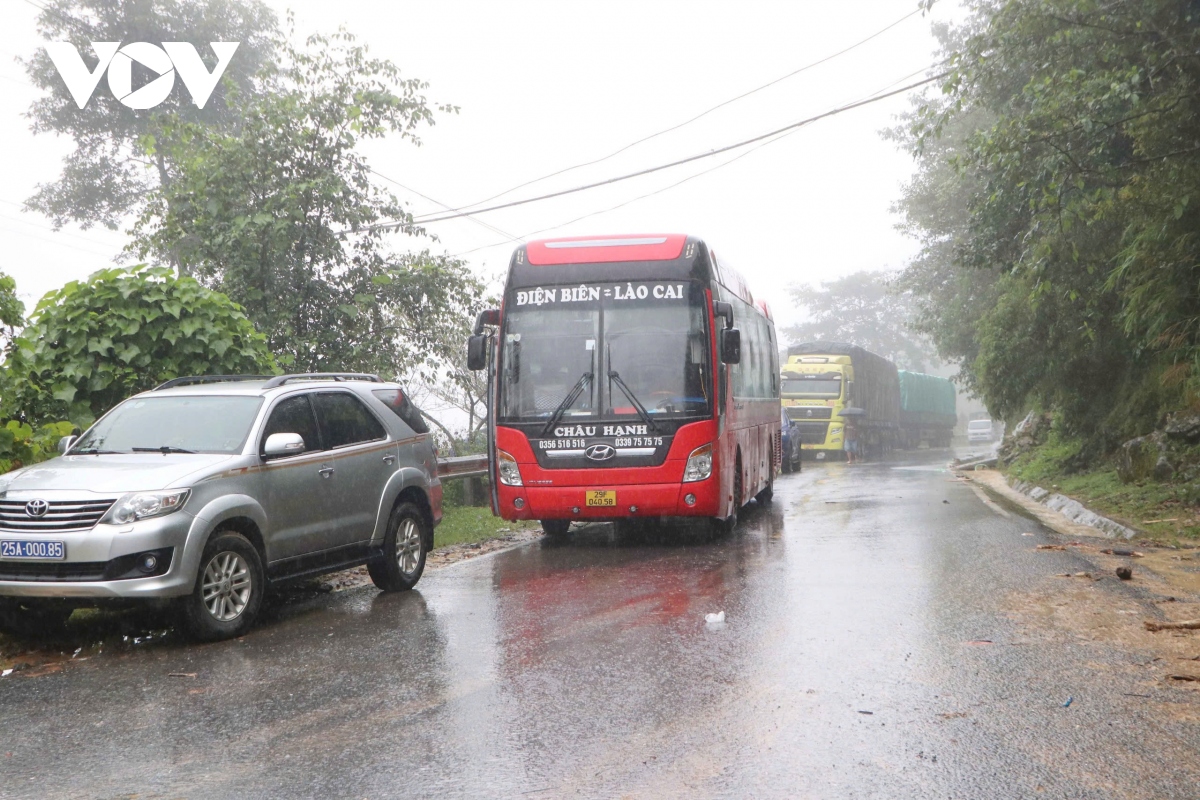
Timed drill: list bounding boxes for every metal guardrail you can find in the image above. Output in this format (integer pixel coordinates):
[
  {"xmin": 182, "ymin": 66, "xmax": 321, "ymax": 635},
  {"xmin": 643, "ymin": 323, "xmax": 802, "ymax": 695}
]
[{"xmin": 436, "ymin": 454, "xmax": 488, "ymax": 480}]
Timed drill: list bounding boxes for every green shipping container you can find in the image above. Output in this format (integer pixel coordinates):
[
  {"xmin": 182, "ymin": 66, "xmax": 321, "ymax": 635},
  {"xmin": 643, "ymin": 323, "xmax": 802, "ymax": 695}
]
[{"xmin": 897, "ymin": 371, "xmax": 956, "ymax": 428}]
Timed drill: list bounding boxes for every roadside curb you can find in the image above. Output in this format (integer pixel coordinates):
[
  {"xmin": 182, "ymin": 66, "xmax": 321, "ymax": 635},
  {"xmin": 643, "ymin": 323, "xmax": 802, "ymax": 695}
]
[
  {"xmin": 1008, "ymin": 478, "xmax": 1138, "ymax": 539},
  {"xmin": 956, "ymin": 468, "xmax": 1138, "ymax": 540}
]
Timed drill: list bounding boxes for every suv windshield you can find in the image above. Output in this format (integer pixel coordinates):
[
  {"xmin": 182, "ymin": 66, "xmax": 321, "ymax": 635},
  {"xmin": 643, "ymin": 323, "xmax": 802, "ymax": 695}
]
[
  {"xmin": 498, "ymin": 281, "xmax": 711, "ymax": 423},
  {"xmin": 73, "ymin": 395, "xmax": 264, "ymax": 455}
]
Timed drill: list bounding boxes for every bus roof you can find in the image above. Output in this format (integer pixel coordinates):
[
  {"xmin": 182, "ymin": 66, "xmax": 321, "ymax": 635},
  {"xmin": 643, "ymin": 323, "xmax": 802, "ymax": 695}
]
[
  {"xmin": 508, "ymin": 234, "xmax": 772, "ymax": 320},
  {"xmin": 525, "ymin": 234, "xmax": 687, "ymax": 265}
]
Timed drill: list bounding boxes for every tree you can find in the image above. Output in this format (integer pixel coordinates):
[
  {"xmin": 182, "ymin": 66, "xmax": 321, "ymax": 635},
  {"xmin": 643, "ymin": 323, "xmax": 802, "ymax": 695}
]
[
  {"xmin": 783, "ymin": 271, "xmax": 938, "ymax": 371},
  {"xmin": 0, "ymin": 272, "xmax": 24, "ymax": 352},
  {"xmin": 891, "ymin": 1, "xmax": 1200, "ymax": 449},
  {"xmin": 21, "ymin": 0, "xmax": 278, "ymax": 230},
  {"xmin": 1, "ymin": 265, "xmax": 276, "ymax": 427},
  {"xmin": 130, "ymin": 28, "xmax": 481, "ymax": 379}
]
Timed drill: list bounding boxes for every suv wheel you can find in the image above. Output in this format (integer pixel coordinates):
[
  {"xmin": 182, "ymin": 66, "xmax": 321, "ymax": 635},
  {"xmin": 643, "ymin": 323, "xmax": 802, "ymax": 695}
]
[
  {"xmin": 368, "ymin": 501, "xmax": 428, "ymax": 592},
  {"xmin": 181, "ymin": 531, "xmax": 264, "ymax": 642}
]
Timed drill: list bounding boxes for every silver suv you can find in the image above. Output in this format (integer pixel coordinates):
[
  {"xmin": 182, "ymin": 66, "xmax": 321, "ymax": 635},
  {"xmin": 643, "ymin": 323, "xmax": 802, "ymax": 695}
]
[{"xmin": 0, "ymin": 373, "xmax": 441, "ymax": 641}]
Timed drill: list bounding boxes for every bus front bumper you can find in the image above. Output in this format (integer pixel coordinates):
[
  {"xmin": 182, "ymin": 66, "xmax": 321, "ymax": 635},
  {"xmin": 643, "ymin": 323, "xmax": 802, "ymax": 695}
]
[{"xmin": 497, "ymin": 480, "xmax": 722, "ymax": 521}]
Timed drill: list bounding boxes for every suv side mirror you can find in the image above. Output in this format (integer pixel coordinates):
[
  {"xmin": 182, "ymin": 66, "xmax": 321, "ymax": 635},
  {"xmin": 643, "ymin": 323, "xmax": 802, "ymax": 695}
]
[
  {"xmin": 263, "ymin": 432, "xmax": 306, "ymax": 458},
  {"xmin": 720, "ymin": 328, "xmax": 741, "ymax": 364},
  {"xmin": 467, "ymin": 334, "xmax": 488, "ymax": 371},
  {"xmin": 57, "ymin": 435, "xmax": 77, "ymax": 455}
]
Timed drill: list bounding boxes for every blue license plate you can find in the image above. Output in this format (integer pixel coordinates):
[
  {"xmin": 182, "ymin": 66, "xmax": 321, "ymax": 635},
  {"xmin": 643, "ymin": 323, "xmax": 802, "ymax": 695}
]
[{"xmin": 0, "ymin": 540, "xmax": 65, "ymax": 560}]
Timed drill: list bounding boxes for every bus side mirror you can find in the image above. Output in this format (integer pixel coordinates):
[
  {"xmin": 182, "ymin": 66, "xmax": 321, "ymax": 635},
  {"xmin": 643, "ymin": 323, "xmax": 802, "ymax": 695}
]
[
  {"xmin": 713, "ymin": 301, "xmax": 734, "ymax": 329},
  {"xmin": 720, "ymin": 328, "xmax": 741, "ymax": 364},
  {"xmin": 467, "ymin": 334, "xmax": 488, "ymax": 371},
  {"xmin": 473, "ymin": 308, "xmax": 500, "ymax": 336}
]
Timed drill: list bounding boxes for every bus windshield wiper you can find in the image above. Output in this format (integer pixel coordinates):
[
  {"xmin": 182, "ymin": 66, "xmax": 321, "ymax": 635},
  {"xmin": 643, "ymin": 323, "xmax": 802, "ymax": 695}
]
[
  {"xmin": 540, "ymin": 372, "xmax": 593, "ymax": 437},
  {"xmin": 72, "ymin": 448, "xmax": 122, "ymax": 455},
  {"xmin": 607, "ymin": 370, "xmax": 659, "ymax": 433},
  {"xmin": 132, "ymin": 446, "xmax": 197, "ymax": 454}
]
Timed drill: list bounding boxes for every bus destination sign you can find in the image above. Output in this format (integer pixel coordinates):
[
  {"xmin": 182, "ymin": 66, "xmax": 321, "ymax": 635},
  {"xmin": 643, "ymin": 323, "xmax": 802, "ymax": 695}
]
[{"xmin": 514, "ymin": 282, "xmax": 687, "ymax": 307}]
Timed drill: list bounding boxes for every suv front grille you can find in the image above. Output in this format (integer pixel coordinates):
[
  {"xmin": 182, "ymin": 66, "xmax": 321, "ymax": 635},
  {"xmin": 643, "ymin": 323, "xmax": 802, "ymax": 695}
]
[
  {"xmin": 0, "ymin": 499, "xmax": 115, "ymax": 533},
  {"xmin": 0, "ymin": 561, "xmax": 107, "ymax": 582}
]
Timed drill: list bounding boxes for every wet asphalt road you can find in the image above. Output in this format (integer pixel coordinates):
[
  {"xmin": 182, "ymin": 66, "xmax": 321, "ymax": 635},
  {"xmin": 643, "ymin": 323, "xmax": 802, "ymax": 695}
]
[{"xmin": 2, "ymin": 449, "xmax": 1199, "ymax": 799}]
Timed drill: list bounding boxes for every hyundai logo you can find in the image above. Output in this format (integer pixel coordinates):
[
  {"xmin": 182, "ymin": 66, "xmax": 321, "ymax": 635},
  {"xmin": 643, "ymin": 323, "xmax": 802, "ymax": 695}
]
[
  {"xmin": 584, "ymin": 444, "xmax": 616, "ymax": 461},
  {"xmin": 25, "ymin": 499, "xmax": 49, "ymax": 518}
]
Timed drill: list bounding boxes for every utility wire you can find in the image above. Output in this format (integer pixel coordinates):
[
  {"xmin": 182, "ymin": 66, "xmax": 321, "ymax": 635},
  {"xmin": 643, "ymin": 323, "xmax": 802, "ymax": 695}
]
[
  {"xmin": 446, "ymin": 62, "xmax": 940, "ymax": 259},
  {"xmin": 21, "ymin": 0, "xmax": 98, "ymax": 36},
  {"xmin": 367, "ymin": 168, "xmax": 523, "ymax": 245},
  {"xmin": 446, "ymin": 128, "xmax": 801, "ymax": 260},
  {"xmin": 455, "ymin": 7, "xmax": 922, "ymax": 212},
  {"xmin": 368, "ymin": 72, "xmax": 945, "ymax": 232}
]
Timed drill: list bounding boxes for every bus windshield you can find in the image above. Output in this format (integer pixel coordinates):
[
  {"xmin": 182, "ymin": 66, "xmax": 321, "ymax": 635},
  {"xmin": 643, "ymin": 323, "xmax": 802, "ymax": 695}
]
[{"xmin": 498, "ymin": 284, "xmax": 711, "ymax": 423}]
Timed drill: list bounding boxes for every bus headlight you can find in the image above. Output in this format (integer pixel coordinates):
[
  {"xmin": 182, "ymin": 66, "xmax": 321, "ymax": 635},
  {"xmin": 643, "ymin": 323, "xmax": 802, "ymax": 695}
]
[
  {"xmin": 497, "ymin": 450, "xmax": 523, "ymax": 486},
  {"xmin": 830, "ymin": 426, "xmax": 842, "ymax": 434},
  {"xmin": 683, "ymin": 443, "xmax": 713, "ymax": 482}
]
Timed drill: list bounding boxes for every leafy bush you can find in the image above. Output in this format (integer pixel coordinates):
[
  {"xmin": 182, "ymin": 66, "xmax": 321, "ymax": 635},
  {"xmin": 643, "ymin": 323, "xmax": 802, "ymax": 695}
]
[
  {"xmin": 0, "ymin": 420, "xmax": 75, "ymax": 473},
  {"xmin": 1, "ymin": 265, "xmax": 276, "ymax": 427}
]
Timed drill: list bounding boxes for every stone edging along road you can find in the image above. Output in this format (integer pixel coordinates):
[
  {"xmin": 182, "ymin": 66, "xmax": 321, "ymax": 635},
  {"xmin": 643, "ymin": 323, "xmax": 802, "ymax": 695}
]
[{"xmin": 957, "ymin": 467, "xmax": 1137, "ymax": 540}]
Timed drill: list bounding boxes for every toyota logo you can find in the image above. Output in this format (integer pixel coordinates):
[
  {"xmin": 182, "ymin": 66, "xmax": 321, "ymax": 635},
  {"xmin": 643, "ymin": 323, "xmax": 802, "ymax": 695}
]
[
  {"xmin": 584, "ymin": 444, "xmax": 616, "ymax": 461},
  {"xmin": 25, "ymin": 499, "xmax": 49, "ymax": 518}
]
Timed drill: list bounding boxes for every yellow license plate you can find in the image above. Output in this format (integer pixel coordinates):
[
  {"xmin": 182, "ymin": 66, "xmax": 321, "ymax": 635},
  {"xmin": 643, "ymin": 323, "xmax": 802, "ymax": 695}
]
[{"xmin": 585, "ymin": 490, "xmax": 616, "ymax": 507}]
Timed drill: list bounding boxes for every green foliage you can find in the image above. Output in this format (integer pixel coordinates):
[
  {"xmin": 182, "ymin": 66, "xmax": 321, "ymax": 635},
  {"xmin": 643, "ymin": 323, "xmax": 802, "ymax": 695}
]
[
  {"xmin": 1, "ymin": 265, "xmax": 276, "ymax": 426},
  {"xmin": 21, "ymin": 0, "xmax": 278, "ymax": 229},
  {"xmin": 893, "ymin": 1, "xmax": 1200, "ymax": 451},
  {"xmin": 0, "ymin": 420, "xmax": 75, "ymax": 474},
  {"xmin": 130, "ymin": 26, "xmax": 480, "ymax": 379},
  {"xmin": 434, "ymin": 506, "xmax": 537, "ymax": 549},
  {"xmin": 0, "ymin": 271, "xmax": 24, "ymax": 347},
  {"xmin": 1006, "ymin": 428, "xmax": 1085, "ymax": 483},
  {"xmin": 783, "ymin": 271, "xmax": 938, "ymax": 371}
]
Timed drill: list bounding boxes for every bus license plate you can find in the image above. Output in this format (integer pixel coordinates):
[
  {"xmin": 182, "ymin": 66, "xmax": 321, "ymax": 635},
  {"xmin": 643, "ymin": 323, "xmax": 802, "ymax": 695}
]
[
  {"xmin": 585, "ymin": 490, "xmax": 616, "ymax": 508},
  {"xmin": 1, "ymin": 540, "xmax": 66, "ymax": 560}
]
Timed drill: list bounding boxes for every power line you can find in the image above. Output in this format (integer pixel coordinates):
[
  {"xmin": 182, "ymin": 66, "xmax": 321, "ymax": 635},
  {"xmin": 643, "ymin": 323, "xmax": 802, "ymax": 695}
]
[
  {"xmin": 445, "ymin": 62, "xmax": 943, "ymax": 260},
  {"xmin": 373, "ymin": 71, "xmax": 945, "ymax": 231},
  {"xmin": 367, "ymin": 169, "xmax": 523, "ymax": 245},
  {"xmin": 455, "ymin": 8, "xmax": 922, "ymax": 212},
  {"xmin": 20, "ymin": 0, "xmax": 98, "ymax": 35},
  {"xmin": 0, "ymin": 222, "xmax": 117, "ymax": 258},
  {"xmin": 448, "ymin": 129, "xmax": 799, "ymax": 260}
]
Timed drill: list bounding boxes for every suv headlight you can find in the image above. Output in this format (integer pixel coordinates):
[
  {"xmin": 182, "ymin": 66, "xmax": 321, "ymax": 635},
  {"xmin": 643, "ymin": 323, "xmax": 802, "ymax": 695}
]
[
  {"xmin": 683, "ymin": 443, "xmax": 713, "ymax": 482},
  {"xmin": 496, "ymin": 450, "xmax": 523, "ymax": 486},
  {"xmin": 103, "ymin": 490, "xmax": 190, "ymax": 525}
]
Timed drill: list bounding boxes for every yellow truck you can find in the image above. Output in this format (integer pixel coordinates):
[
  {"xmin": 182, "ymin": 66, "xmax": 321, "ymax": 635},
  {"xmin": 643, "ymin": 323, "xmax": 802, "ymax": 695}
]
[{"xmin": 781, "ymin": 342, "xmax": 900, "ymax": 460}]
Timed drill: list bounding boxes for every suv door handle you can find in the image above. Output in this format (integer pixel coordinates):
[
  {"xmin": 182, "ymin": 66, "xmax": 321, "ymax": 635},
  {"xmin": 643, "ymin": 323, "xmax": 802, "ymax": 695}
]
[
  {"xmin": 382, "ymin": 454, "xmax": 396, "ymax": 465},
  {"xmin": 318, "ymin": 466, "xmax": 334, "ymax": 478}
]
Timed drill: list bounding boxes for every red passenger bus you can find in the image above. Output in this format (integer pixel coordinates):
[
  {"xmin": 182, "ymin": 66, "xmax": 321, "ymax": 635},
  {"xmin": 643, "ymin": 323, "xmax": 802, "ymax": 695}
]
[{"xmin": 467, "ymin": 233, "xmax": 781, "ymax": 534}]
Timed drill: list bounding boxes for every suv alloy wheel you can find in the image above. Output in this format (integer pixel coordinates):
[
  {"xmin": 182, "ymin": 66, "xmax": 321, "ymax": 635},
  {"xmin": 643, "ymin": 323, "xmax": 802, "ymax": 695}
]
[
  {"xmin": 180, "ymin": 530, "xmax": 264, "ymax": 641},
  {"xmin": 368, "ymin": 502, "xmax": 428, "ymax": 592}
]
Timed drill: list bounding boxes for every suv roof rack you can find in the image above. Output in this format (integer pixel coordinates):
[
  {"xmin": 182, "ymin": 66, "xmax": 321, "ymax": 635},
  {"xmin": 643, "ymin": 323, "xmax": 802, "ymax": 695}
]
[
  {"xmin": 154, "ymin": 375, "xmax": 273, "ymax": 391},
  {"xmin": 261, "ymin": 373, "xmax": 384, "ymax": 389}
]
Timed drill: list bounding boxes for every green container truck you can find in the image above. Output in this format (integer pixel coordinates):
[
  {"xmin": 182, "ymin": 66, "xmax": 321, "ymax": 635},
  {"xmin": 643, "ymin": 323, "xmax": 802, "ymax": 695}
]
[{"xmin": 897, "ymin": 370, "xmax": 956, "ymax": 448}]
